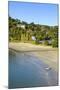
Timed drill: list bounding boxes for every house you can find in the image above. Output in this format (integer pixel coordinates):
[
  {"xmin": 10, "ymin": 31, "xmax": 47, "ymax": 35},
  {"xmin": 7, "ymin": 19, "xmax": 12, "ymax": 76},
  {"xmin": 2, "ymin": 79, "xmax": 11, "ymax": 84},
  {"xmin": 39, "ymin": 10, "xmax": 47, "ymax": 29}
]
[
  {"xmin": 17, "ymin": 24, "xmax": 25, "ymax": 29},
  {"xmin": 32, "ymin": 36, "xmax": 36, "ymax": 41}
]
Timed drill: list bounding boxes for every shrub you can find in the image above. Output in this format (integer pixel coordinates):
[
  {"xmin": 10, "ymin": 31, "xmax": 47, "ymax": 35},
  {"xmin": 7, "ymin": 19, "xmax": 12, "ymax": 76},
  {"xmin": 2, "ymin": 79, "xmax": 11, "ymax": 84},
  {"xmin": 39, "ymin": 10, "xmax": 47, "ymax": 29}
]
[
  {"xmin": 44, "ymin": 40, "xmax": 49, "ymax": 45},
  {"xmin": 52, "ymin": 39, "xmax": 58, "ymax": 47}
]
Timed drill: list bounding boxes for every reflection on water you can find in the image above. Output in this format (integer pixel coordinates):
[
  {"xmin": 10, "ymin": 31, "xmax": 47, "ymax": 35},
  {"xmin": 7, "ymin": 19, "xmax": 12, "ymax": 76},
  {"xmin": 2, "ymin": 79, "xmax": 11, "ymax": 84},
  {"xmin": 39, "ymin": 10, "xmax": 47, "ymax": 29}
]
[{"xmin": 9, "ymin": 50, "xmax": 58, "ymax": 89}]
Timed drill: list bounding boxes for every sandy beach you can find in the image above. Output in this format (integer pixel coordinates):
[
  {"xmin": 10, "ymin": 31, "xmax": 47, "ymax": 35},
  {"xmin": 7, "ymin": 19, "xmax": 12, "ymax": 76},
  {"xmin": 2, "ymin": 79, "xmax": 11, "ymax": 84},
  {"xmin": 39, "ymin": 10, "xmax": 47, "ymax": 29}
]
[{"xmin": 9, "ymin": 42, "xmax": 58, "ymax": 71}]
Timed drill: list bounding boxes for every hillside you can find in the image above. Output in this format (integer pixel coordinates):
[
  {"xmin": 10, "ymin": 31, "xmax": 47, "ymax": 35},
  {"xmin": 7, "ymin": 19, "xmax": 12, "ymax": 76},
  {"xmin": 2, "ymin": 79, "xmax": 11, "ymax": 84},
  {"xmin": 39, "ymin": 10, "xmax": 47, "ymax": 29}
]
[{"xmin": 9, "ymin": 16, "xmax": 58, "ymax": 47}]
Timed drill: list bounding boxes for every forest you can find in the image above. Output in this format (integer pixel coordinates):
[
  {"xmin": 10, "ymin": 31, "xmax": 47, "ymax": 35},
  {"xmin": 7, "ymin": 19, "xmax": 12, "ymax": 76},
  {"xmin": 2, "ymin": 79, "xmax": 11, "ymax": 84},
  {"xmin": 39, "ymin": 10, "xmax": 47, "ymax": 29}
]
[{"xmin": 9, "ymin": 16, "xmax": 58, "ymax": 47}]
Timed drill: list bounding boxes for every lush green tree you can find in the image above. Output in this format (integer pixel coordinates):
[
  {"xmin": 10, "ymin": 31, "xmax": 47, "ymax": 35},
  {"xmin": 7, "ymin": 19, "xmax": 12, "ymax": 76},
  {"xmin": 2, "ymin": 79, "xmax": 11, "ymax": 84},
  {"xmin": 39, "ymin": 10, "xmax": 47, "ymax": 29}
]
[{"xmin": 9, "ymin": 16, "xmax": 58, "ymax": 47}]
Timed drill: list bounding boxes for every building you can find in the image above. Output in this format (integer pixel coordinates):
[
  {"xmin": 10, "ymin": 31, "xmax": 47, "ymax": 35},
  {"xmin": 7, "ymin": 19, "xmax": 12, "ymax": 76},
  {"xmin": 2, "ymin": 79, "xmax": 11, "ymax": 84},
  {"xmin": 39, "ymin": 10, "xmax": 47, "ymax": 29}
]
[
  {"xmin": 32, "ymin": 36, "xmax": 36, "ymax": 41},
  {"xmin": 17, "ymin": 24, "xmax": 25, "ymax": 29}
]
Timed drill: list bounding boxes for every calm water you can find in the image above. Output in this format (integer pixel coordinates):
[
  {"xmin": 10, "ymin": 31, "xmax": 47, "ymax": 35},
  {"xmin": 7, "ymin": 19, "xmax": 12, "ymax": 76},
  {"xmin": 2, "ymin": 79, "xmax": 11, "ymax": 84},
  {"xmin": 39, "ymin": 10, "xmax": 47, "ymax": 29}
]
[{"xmin": 9, "ymin": 50, "xmax": 58, "ymax": 89}]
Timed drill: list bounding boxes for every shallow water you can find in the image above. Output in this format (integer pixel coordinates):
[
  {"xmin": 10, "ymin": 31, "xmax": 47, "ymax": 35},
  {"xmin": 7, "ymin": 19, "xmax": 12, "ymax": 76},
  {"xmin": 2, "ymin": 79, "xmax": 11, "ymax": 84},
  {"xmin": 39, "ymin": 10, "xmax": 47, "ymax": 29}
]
[{"xmin": 9, "ymin": 50, "xmax": 58, "ymax": 89}]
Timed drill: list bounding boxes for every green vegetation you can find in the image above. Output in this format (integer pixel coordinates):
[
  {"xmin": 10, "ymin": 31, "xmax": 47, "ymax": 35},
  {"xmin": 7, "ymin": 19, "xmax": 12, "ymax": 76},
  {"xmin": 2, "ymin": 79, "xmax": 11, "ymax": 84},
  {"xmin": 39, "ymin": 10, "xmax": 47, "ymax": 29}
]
[{"xmin": 9, "ymin": 16, "xmax": 58, "ymax": 47}]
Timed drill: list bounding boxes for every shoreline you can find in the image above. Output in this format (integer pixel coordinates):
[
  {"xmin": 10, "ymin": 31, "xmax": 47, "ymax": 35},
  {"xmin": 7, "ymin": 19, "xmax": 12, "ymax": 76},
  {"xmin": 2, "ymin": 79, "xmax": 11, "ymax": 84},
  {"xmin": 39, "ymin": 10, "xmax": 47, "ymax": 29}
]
[
  {"xmin": 9, "ymin": 42, "xmax": 58, "ymax": 71},
  {"xmin": 9, "ymin": 42, "xmax": 57, "ymax": 51}
]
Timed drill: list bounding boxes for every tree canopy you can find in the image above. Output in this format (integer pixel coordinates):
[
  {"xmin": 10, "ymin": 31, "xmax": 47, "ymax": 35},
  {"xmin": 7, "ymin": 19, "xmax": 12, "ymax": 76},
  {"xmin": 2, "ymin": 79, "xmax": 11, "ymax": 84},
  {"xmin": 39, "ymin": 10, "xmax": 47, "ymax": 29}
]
[{"xmin": 9, "ymin": 16, "xmax": 58, "ymax": 47}]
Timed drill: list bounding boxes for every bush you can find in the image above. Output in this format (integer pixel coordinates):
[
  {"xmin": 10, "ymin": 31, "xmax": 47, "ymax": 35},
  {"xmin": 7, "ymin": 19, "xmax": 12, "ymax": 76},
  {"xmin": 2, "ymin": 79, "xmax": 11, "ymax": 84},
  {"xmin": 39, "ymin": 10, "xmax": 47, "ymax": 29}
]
[
  {"xmin": 32, "ymin": 41, "xmax": 36, "ymax": 44},
  {"xmin": 35, "ymin": 40, "xmax": 40, "ymax": 44},
  {"xmin": 44, "ymin": 40, "xmax": 49, "ymax": 45},
  {"xmin": 52, "ymin": 39, "xmax": 58, "ymax": 47}
]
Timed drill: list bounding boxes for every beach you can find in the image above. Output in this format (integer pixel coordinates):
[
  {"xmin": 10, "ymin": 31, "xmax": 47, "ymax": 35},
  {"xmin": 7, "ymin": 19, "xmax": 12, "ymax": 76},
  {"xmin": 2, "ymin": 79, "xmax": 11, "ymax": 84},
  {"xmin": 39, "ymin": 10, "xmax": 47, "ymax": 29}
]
[{"xmin": 9, "ymin": 42, "xmax": 58, "ymax": 71}]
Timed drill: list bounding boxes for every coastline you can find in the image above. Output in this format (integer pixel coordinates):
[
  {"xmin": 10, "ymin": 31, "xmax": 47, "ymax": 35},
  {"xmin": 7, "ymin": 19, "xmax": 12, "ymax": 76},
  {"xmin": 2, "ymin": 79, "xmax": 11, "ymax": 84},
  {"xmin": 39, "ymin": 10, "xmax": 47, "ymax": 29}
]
[
  {"xmin": 9, "ymin": 42, "xmax": 58, "ymax": 71},
  {"xmin": 9, "ymin": 42, "xmax": 57, "ymax": 51}
]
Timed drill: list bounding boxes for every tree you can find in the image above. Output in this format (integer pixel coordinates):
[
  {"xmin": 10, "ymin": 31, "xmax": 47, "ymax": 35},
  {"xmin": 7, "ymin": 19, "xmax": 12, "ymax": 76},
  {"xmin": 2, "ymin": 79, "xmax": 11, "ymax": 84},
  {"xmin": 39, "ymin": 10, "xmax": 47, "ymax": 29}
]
[{"xmin": 9, "ymin": 16, "xmax": 58, "ymax": 47}]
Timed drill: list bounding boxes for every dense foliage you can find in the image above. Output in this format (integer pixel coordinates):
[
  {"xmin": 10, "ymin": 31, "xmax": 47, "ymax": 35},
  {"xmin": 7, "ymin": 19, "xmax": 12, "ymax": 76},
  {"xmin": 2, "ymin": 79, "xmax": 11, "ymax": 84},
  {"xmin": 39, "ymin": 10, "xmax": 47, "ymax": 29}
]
[{"xmin": 9, "ymin": 16, "xmax": 58, "ymax": 47}]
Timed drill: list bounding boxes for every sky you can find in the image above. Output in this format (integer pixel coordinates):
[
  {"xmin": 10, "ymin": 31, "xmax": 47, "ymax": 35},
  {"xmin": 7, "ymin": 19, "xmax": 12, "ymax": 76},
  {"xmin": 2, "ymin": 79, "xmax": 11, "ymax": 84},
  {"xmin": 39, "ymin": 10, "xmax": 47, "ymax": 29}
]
[{"xmin": 8, "ymin": 1, "xmax": 58, "ymax": 26}]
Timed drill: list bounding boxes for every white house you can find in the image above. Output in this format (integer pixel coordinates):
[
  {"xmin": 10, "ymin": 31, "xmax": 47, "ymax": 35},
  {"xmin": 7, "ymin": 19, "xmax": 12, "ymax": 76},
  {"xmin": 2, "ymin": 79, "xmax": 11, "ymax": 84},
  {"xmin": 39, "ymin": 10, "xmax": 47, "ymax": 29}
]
[
  {"xmin": 17, "ymin": 24, "xmax": 25, "ymax": 29},
  {"xmin": 32, "ymin": 36, "xmax": 36, "ymax": 41}
]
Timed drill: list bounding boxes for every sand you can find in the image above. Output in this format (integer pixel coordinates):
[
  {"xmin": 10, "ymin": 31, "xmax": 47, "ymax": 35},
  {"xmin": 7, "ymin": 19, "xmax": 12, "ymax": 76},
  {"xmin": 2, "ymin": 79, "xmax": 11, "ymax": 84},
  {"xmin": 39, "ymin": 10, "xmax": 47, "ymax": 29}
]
[{"xmin": 9, "ymin": 42, "xmax": 58, "ymax": 71}]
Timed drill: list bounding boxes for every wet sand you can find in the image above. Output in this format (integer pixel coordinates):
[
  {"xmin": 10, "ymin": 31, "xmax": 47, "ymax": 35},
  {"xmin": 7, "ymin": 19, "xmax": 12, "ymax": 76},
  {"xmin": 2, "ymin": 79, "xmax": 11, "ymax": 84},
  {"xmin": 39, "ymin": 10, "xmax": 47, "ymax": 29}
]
[{"xmin": 9, "ymin": 42, "xmax": 58, "ymax": 71}]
